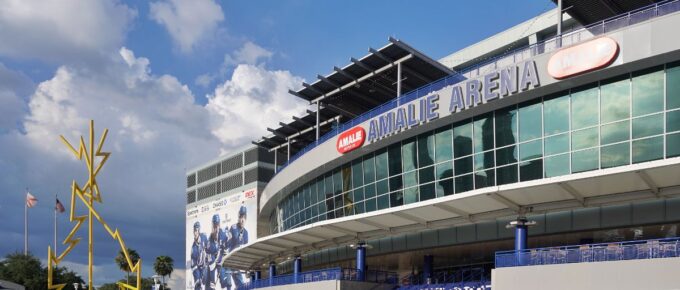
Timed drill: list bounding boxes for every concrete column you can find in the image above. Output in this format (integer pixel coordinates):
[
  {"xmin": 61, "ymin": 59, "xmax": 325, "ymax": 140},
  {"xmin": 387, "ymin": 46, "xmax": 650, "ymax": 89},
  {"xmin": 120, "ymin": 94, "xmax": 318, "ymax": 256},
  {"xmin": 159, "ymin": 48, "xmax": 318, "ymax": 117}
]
[
  {"xmin": 269, "ymin": 262, "xmax": 276, "ymax": 286},
  {"xmin": 356, "ymin": 243, "xmax": 367, "ymax": 281},
  {"xmin": 423, "ymin": 255, "xmax": 434, "ymax": 284},
  {"xmin": 294, "ymin": 256, "xmax": 302, "ymax": 283},
  {"xmin": 557, "ymin": 0, "xmax": 563, "ymax": 47}
]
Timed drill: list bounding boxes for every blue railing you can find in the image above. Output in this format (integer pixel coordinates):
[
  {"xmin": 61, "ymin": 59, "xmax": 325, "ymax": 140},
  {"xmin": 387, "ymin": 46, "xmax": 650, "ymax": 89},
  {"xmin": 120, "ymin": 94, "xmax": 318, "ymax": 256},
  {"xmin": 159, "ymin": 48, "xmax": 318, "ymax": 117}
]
[
  {"xmin": 399, "ymin": 266, "xmax": 491, "ymax": 290},
  {"xmin": 495, "ymin": 237, "xmax": 680, "ymax": 268},
  {"xmin": 237, "ymin": 267, "xmax": 398, "ymax": 290},
  {"xmin": 276, "ymin": 0, "xmax": 680, "ymax": 175}
]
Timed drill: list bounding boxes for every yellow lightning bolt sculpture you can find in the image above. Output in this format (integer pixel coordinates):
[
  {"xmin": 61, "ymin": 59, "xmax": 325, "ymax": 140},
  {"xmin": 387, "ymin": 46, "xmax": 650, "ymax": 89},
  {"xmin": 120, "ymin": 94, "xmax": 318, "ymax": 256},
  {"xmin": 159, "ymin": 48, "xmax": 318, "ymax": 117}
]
[{"xmin": 47, "ymin": 120, "xmax": 142, "ymax": 290}]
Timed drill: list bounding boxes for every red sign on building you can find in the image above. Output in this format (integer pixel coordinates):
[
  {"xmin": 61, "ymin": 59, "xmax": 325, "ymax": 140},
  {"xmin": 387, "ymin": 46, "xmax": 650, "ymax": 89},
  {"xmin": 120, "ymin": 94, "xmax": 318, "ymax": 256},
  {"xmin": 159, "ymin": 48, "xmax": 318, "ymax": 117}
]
[
  {"xmin": 547, "ymin": 37, "xmax": 619, "ymax": 79},
  {"xmin": 336, "ymin": 126, "xmax": 366, "ymax": 154}
]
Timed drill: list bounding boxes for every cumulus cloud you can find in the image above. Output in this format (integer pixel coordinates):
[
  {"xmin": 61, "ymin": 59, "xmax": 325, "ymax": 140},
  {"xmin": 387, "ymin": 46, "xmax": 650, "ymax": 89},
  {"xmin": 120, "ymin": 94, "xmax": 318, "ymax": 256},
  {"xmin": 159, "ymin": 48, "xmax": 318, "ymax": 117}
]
[
  {"xmin": 195, "ymin": 41, "xmax": 274, "ymax": 88},
  {"xmin": 206, "ymin": 64, "xmax": 308, "ymax": 149},
  {"xmin": 0, "ymin": 0, "xmax": 136, "ymax": 63},
  {"xmin": 150, "ymin": 0, "xmax": 225, "ymax": 53}
]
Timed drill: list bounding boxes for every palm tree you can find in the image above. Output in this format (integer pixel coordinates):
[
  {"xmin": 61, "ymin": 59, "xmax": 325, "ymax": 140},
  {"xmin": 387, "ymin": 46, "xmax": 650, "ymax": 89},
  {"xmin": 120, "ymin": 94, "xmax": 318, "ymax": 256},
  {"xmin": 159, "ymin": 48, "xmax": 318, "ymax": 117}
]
[
  {"xmin": 114, "ymin": 248, "xmax": 140, "ymax": 284},
  {"xmin": 153, "ymin": 256, "xmax": 174, "ymax": 290}
]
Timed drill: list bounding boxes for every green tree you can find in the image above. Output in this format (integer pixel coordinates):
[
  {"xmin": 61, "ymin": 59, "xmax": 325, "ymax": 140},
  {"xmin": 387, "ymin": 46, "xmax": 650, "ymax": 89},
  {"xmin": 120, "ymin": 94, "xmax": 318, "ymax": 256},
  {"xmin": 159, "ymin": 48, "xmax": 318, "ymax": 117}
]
[
  {"xmin": 153, "ymin": 256, "xmax": 174, "ymax": 290},
  {"xmin": 0, "ymin": 252, "xmax": 84, "ymax": 290},
  {"xmin": 98, "ymin": 276, "xmax": 156, "ymax": 290},
  {"xmin": 114, "ymin": 248, "xmax": 140, "ymax": 284}
]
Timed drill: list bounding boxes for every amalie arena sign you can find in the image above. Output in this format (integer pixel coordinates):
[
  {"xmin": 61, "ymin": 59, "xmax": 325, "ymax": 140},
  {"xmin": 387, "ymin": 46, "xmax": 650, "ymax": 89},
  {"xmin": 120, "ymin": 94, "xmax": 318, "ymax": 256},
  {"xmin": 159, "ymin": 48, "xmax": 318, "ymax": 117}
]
[{"xmin": 335, "ymin": 37, "xmax": 619, "ymax": 154}]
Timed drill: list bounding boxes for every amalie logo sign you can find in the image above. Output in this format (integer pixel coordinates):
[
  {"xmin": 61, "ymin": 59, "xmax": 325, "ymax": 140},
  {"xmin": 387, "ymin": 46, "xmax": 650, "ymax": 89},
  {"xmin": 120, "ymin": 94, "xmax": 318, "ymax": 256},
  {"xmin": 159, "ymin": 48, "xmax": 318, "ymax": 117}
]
[
  {"xmin": 336, "ymin": 126, "xmax": 366, "ymax": 154},
  {"xmin": 547, "ymin": 37, "xmax": 619, "ymax": 79}
]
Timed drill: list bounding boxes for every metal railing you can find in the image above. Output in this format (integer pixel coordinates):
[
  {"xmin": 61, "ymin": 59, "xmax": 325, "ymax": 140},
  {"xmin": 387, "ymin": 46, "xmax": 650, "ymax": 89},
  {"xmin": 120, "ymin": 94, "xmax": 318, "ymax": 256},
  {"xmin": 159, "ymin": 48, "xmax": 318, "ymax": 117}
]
[
  {"xmin": 237, "ymin": 267, "xmax": 398, "ymax": 289},
  {"xmin": 275, "ymin": 0, "xmax": 680, "ymax": 175},
  {"xmin": 495, "ymin": 237, "xmax": 680, "ymax": 268}
]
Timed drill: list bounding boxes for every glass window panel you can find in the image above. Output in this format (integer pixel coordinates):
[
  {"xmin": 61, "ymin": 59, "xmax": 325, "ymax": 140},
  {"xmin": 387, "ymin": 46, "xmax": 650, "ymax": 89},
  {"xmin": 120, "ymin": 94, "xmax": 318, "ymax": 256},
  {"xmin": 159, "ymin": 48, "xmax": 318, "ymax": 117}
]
[
  {"xmin": 419, "ymin": 166, "xmax": 435, "ymax": 184},
  {"xmin": 388, "ymin": 144, "xmax": 402, "ymax": 176},
  {"xmin": 310, "ymin": 181, "xmax": 318, "ymax": 205},
  {"xmin": 545, "ymin": 133, "xmax": 569, "ymax": 156},
  {"xmin": 633, "ymin": 113, "xmax": 663, "ymax": 139},
  {"xmin": 376, "ymin": 179, "xmax": 388, "ymax": 196},
  {"xmin": 473, "ymin": 113, "xmax": 494, "ymax": 152},
  {"xmin": 545, "ymin": 154, "xmax": 570, "ymax": 178},
  {"xmin": 600, "ymin": 76, "xmax": 630, "ymax": 123},
  {"xmin": 363, "ymin": 155, "xmax": 376, "ymax": 184},
  {"xmin": 403, "ymin": 187, "xmax": 419, "ymax": 204},
  {"xmin": 403, "ymin": 171, "xmax": 418, "ymax": 187},
  {"xmin": 601, "ymin": 120, "xmax": 629, "ymax": 145},
  {"xmin": 352, "ymin": 160, "xmax": 363, "ymax": 187},
  {"xmin": 572, "ymin": 148, "xmax": 599, "ymax": 173},
  {"xmin": 436, "ymin": 178, "xmax": 454, "ymax": 197},
  {"xmin": 496, "ymin": 145, "xmax": 518, "ymax": 166},
  {"xmin": 352, "ymin": 188, "xmax": 364, "ymax": 202},
  {"xmin": 354, "ymin": 201, "xmax": 365, "ymax": 215},
  {"xmin": 668, "ymin": 61, "xmax": 680, "ymax": 110},
  {"xmin": 365, "ymin": 198, "xmax": 377, "ymax": 212},
  {"xmin": 474, "ymin": 151, "xmax": 495, "ymax": 171},
  {"xmin": 496, "ymin": 164, "xmax": 518, "ymax": 185},
  {"xmin": 571, "ymin": 85, "xmax": 599, "ymax": 130},
  {"xmin": 601, "ymin": 142, "xmax": 630, "ymax": 169},
  {"xmin": 495, "ymin": 108, "xmax": 518, "ymax": 147},
  {"xmin": 454, "ymin": 156, "xmax": 473, "ymax": 176},
  {"xmin": 544, "ymin": 94, "xmax": 570, "ymax": 135},
  {"xmin": 420, "ymin": 183, "xmax": 436, "ymax": 201},
  {"xmin": 435, "ymin": 126, "xmax": 453, "ymax": 162},
  {"xmin": 520, "ymin": 159, "xmax": 543, "ymax": 182},
  {"xmin": 342, "ymin": 165, "xmax": 352, "ymax": 192},
  {"xmin": 474, "ymin": 170, "xmax": 495, "ymax": 189},
  {"xmin": 364, "ymin": 183, "xmax": 376, "ymax": 199},
  {"xmin": 519, "ymin": 101, "xmax": 542, "ymax": 141},
  {"xmin": 389, "ymin": 175, "xmax": 403, "ymax": 192},
  {"xmin": 632, "ymin": 67, "xmax": 663, "ymax": 117},
  {"xmin": 316, "ymin": 178, "xmax": 325, "ymax": 203},
  {"xmin": 402, "ymin": 138, "xmax": 417, "ymax": 172},
  {"xmin": 436, "ymin": 161, "xmax": 453, "ymax": 180},
  {"xmin": 375, "ymin": 149, "xmax": 388, "ymax": 180},
  {"xmin": 377, "ymin": 195, "xmax": 390, "ymax": 210},
  {"xmin": 453, "ymin": 121, "xmax": 473, "ymax": 157},
  {"xmin": 418, "ymin": 133, "xmax": 435, "ymax": 167},
  {"xmin": 667, "ymin": 132, "xmax": 680, "ymax": 158},
  {"xmin": 390, "ymin": 190, "xmax": 403, "ymax": 207},
  {"xmin": 572, "ymin": 127, "xmax": 598, "ymax": 150},
  {"xmin": 520, "ymin": 139, "xmax": 542, "ymax": 161},
  {"xmin": 454, "ymin": 174, "xmax": 473, "ymax": 193},
  {"xmin": 632, "ymin": 136, "xmax": 663, "ymax": 163},
  {"xmin": 333, "ymin": 169, "xmax": 342, "ymax": 194},
  {"xmin": 667, "ymin": 110, "xmax": 680, "ymax": 133}
]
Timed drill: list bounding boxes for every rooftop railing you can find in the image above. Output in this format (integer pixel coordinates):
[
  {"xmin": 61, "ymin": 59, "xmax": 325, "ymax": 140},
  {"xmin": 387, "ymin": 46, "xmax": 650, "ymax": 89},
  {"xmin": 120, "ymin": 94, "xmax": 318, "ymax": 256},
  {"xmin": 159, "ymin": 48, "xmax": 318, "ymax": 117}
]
[
  {"xmin": 495, "ymin": 237, "xmax": 680, "ymax": 268},
  {"xmin": 276, "ymin": 0, "xmax": 680, "ymax": 175},
  {"xmin": 237, "ymin": 267, "xmax": 398, "ymax": 290}
]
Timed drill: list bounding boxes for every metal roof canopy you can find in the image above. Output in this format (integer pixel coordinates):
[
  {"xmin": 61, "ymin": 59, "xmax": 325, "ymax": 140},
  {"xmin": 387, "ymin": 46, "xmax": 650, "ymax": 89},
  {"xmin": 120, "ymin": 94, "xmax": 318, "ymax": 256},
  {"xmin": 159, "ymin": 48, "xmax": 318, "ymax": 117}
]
[
  {"xmin": 223, "ymin": 159, "xmax": 680, "ymax": 270},
  {"xmin": 253, "ymin": 37, "xmax": 454, "ymax": 154},
  {"xmin": 553, "ymin": 0, "xmax": 667, "ymax": 25}
]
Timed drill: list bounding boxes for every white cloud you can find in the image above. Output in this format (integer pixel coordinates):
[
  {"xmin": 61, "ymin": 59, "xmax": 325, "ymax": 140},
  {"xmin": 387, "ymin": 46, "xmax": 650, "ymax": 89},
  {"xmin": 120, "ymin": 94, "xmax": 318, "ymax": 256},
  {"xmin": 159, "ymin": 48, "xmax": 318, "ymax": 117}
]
[
  {"xmin": 224, "ymin": 41, "xmax": 274, "ymax": 66},
  {"xmin": 166, "ymin": 268, "xmax": 186, "ymax": 290},
  {"xmin": 206, "ymin": 64, "xmax": 308, "ymax": 149},
  {"xmin": 0, "ymin": 0, "xmax": 136, "ymax": 63},
  {"xmin": 150, "ymin": 0, "xmax": 225, "ymax": 53}
]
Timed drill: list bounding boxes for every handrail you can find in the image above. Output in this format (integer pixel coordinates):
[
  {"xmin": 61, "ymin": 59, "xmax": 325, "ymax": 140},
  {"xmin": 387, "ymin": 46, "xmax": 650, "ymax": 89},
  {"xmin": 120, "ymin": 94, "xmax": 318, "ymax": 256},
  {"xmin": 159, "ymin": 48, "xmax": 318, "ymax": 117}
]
[
  {"xmin": 237, "ymin": 267, "xmax": 398, "ymax": 290},
  {"xmin": 275, "ymin": 0, "xmax": 680, "ymax": 176},
  {"xmin": 495, "ymin": 236, "xmax": 680, "ymax": 268}
]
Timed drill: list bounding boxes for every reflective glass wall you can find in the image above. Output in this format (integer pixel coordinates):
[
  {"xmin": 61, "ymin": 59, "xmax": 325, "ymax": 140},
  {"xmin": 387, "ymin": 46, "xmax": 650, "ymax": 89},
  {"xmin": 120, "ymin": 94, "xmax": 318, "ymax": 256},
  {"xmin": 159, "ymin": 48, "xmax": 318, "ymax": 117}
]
[{"xmin": 269, "ymin": 61, "xmax": 680, "ymax": 234}]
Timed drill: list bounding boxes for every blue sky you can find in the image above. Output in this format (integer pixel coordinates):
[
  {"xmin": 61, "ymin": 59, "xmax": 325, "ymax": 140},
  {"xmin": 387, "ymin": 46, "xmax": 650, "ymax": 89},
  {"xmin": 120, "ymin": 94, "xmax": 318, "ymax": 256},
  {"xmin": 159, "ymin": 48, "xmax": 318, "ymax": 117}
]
[{"xmin": 0, "ymin": 0, "xmax": 554, "ymax": 287}]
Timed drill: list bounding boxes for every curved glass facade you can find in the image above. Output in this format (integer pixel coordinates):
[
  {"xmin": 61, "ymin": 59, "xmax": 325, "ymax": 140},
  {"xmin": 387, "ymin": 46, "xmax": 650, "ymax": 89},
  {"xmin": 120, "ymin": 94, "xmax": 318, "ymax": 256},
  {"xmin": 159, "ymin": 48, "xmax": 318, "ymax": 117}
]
[{"xmin": 269, "ymin": 62, "xmax": 680, "ymax": 234}]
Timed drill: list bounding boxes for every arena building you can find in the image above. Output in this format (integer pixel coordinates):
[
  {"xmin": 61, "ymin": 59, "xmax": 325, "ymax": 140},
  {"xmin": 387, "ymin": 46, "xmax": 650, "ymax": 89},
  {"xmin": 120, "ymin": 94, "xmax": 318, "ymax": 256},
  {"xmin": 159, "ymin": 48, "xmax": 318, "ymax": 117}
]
[{"xmin": 188, "ymin": 1, "xmax": 680, "ymax": 289}]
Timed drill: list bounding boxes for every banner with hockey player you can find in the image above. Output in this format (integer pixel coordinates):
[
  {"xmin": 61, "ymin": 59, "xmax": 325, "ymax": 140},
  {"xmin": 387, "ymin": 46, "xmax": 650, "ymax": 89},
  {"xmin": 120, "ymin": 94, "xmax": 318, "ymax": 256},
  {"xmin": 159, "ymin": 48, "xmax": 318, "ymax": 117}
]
[{"xmin": 185, "ymin": 188, "xmax": 257, "ymax": 290}]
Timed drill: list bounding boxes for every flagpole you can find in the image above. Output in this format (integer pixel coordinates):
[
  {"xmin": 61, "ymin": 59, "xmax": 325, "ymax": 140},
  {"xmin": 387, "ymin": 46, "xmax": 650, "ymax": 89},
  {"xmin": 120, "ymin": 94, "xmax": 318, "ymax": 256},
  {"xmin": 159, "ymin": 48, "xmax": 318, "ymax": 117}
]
[
  {"xmin": 24, "ymin": 188, "xmax": 28, "ymax": 255},
  {"xmin": 54, "ymin": 194, "xmax": 57, "ymax": 253}
]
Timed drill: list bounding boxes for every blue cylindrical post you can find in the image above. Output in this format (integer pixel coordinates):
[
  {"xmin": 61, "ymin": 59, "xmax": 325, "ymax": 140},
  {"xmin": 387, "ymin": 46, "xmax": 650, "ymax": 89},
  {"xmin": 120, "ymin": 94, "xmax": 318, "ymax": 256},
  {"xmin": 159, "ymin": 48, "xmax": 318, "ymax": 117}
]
[
  {"xmin": 255, "ymin": 270, "xmax": 261, "ymax": 281},
  {"xmin": 423, "ymin": 255, "xmax": 433, "ymax": 284},
  {"xmin": 508, "ymin": 217, "xmax": 534, "ymax": 266},
  {"xmin": 515, "ymin": 224, "xmax": 528, "ymax": 251},
  {"xmin": 269, "ymin": 262, "xmax": 276, "ymax": 286},
  {"xmin": 356, "ymin": 243, "xmax": 366, "ymax": 281},
  {"xmin": 294, "ymin": 256, "xmax": 302, "ymax": 283}
]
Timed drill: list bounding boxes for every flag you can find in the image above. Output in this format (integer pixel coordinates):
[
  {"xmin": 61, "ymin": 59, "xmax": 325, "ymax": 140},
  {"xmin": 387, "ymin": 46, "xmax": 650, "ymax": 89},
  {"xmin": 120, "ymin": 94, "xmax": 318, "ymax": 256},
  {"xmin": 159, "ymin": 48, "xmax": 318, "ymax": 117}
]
[
  {"xmin": 55, "ymin": 198, "xmax": 65, "ymax": 213},
  {"xmin": 26, "ymin": 192, "xmax": 38, "ymax": 208}
]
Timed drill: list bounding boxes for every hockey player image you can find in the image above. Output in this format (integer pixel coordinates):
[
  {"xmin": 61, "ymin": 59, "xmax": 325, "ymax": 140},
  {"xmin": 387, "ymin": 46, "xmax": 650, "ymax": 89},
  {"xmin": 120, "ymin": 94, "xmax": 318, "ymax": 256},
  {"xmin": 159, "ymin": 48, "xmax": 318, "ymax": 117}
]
[
  {"xmin": 190, "ymin": 221, "xmax": 208, "ymax": 290},
  {"xmin": 206, "ymin": 214, "xmax": 230, "ymax": 290},
  {"xmin": 224, "ymin": 204, "xmax": 250, "ymax": 288}
]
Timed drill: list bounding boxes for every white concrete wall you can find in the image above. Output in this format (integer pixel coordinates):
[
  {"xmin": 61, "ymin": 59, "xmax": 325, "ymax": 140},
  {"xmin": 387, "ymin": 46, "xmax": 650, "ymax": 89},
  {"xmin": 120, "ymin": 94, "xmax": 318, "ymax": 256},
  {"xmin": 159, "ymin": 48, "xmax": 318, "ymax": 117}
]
[{"xmin": 492, "ymin": 257, "xmax": 680, "ymax": 290}]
